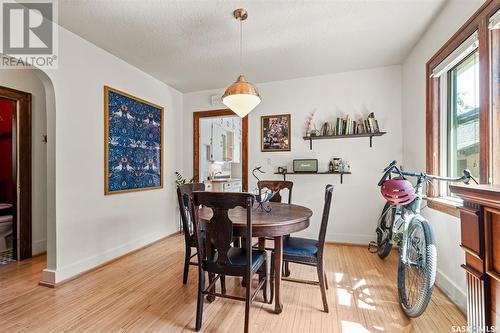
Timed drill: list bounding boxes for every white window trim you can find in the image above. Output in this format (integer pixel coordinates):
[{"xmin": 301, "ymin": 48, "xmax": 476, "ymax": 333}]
[
  {"xmin": 439, "ymin": 74, "xmax": 448, "ymax": 197},
  {"xmin": 489, "ymin": 9, "xmax": 500, "ymax": 30},
  {"xmin": 431, "ymin": 32, "xmax": 479, "ymax": 78}
]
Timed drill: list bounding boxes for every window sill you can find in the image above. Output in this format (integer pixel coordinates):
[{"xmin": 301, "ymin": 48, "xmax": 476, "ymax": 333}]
[{"xmin": 426, "ymin": 197, "xmax": 461, "ymax": 218}]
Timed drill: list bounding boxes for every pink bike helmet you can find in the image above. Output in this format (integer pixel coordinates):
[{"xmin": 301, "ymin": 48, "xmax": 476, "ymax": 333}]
[{"xmin": 380, "ymin": 178, "xmax": 416, "ymax": 205}]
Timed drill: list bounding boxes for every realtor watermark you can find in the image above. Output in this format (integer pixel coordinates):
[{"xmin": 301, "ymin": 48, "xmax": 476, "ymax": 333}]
[
  {"xmin": 0, "ymin": 0, "xmax": 58, "ymax": 68},
  {"xmin": 452, "ymin": 325, "xmax": 497, "ymax": 333}
]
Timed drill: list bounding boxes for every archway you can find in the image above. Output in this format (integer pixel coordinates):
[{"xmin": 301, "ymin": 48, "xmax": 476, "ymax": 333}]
[{"xmin": 0, "ymin": 66, "xmax": 57, "ymax": 285}]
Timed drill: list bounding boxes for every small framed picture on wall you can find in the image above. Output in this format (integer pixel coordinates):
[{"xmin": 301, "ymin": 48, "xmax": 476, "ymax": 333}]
[{"xmin": 261, "ymin": 114, "xmax": 291, "ymax": 152}]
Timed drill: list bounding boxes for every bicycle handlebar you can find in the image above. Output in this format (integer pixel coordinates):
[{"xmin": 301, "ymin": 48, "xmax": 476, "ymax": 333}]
[
  {"xmin": 378, "ymin": 161, "xmax": 478, "ymax": 186},
  {"xmin": 383, "ymin": 160, "xmax": 397, "ymax": 173}
]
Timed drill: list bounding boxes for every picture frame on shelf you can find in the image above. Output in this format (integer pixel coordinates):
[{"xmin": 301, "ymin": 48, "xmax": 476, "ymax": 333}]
[
  {"xmin": 104, "ymin": 86, "xmax": 164, "ymax": 195},
  {"xmin": 261, "ymin": 113, "xmax": 291, "ymax": 152}
]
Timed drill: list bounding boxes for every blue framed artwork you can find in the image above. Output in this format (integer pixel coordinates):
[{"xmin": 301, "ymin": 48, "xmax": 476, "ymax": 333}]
[{"xmin": 104, "ymin": 86, "xmax": 164, "ymax": 195}]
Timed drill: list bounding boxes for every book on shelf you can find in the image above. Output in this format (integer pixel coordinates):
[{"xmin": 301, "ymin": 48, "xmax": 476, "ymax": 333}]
[
  {"xmin": 367, "ymin": 112, "xmax": 380, "ymax": 133},
  {"xmin": 318, "ymin": 112, "xmax": 380, "ymax": 137}
]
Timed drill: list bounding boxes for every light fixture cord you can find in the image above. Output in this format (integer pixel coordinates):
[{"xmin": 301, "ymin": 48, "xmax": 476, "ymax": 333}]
[{"xmin": 239, "ymin": 18, "xmax": 243, "ymax": 75}]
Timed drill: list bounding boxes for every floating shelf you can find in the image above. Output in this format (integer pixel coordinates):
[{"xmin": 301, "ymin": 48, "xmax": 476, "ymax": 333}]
[
  {"xmin": 274, "ymin": 171, "xmax": 351, "ymax": 184},
  {"xmin": 303, "ymin": 132, "xmax": 387, "ymax": 150}
]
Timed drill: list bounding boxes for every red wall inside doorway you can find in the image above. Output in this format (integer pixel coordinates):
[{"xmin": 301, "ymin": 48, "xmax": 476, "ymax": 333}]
[{"xmin": 0, "ymin": 98, "xmax": 14, "ymax": 204}]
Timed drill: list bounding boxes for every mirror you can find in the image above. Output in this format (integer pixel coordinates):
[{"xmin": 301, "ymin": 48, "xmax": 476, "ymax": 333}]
[{"xmin": 193, "ymin": 110, "xmax": 248, "ymax": 191}]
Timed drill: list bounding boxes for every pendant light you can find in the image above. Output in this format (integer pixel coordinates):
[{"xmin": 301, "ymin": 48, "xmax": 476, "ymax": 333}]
[{"xmin": 222, "ymin": 8, "xmax": 261, "ymax": 118}]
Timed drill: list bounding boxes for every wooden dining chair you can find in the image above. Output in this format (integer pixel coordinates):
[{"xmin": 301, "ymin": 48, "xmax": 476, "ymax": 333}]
[
  {"xmin": 190, "ymin": 191, "xmax": 268, "ymax": 333},
  {"xmin": 271, "ymin": 184, "xmax": 333, "ymax": 313},
  {"xmin": 257, "ymin": 180, "xmax": 294, "ymax": 276},
  {"xmin": 257, "ymin": 180, "xmax": 293, "ymax": 204},
  {"xmin": 176, "ymin": 183, "xmax": 205, "ymax": 284}
]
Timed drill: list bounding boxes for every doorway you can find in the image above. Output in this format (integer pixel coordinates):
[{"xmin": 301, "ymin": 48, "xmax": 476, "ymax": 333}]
[
  {"xmin": 193, "ymin": 109, "xmax": 248, "ymax": 191},
  {"xmin": 0, "ymin": 86, "xmax": 32, "ymax": 262}
]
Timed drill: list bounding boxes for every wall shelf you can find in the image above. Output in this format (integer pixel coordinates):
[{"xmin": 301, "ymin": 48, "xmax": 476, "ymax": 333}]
[
  {"xmin": 303, "ymin": 132, "xmax": 387, "ymax": 150},
  {"xmin": 274, "ymin": 171, "xmax": 351, "ymax": 184}
]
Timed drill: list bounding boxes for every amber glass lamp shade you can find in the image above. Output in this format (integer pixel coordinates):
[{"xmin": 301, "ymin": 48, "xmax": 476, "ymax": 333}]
[{"xmin": 222, "ymin": 75, "xmax": 261, "ymax": 118}]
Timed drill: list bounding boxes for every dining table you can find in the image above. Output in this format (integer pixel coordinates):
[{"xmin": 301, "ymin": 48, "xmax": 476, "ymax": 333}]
[{"xmin": 197, "ymin": 201, "xmax": 313, "ymax": 314}]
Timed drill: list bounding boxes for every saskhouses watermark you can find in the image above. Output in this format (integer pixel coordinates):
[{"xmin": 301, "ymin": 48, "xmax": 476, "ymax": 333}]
[{"xmin": 0, "ymin": 0, "xmax": 58, "ymax": 68}]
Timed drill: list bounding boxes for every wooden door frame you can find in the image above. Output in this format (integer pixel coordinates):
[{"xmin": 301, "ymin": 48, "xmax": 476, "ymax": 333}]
[
  {"xmin": 193, "ymin": 109, "xmax": 248, "ymax": 191},
  {"xmin": 0, "ymin": 86, "xmax": 32, "ymax": 260}
]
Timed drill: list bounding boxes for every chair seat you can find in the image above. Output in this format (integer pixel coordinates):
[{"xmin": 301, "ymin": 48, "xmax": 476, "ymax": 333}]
[
  {"xmin": 217, "ymin": 248, "xmax": 266, "ymax": 268},
  {"xmin": 283, "ymin": 237, "xmax": 318, "ymax": 257}
]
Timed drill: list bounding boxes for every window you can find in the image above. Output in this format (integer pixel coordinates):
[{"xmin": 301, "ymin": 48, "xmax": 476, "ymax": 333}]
[
  {"xmin": 432, "ymin": 35, "xmax": 480, "ymax": 200},
  {"xmin": 426, "ymin": 1, "xmax": 500, "ymax": 216},
  {"xmin": 447, "ymin": 50, "xmax": 480, "ymax": 185}
]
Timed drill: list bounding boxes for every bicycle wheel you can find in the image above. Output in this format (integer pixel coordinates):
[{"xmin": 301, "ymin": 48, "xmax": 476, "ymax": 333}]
[
  {"xmin": 376, "ymin": 202, "xmax": 395, "ymax": 259},
  {"xmin": 397, "ymin": 218, "xmax": 437, "ymax": 317}
]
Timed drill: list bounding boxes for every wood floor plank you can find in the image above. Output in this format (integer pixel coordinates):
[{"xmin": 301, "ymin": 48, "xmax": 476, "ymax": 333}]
[{"xmin": 0, "ymin": 235, "xmax": 465, "ymax": 332}]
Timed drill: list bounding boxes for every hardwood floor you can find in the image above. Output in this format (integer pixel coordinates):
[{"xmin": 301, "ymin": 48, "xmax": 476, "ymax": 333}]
[{"xmin": 0, "ymin": 235, "xmax": 465, "ymax": 332}]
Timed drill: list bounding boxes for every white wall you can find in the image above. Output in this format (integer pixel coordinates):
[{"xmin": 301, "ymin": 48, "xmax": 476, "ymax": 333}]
[
  {"xmin": 0, "ymin": 70, "xmax": 48, "ymax": 255},
  {"xmin": 30, "ymin": 27, "xmax": 184, "ymax": 284},
  {"xmin": 184, "ymin": 65, "xmax": 403, "ymax": 244},
  {"xmin": 402, "ymin": 0, "xmax": 484, "ymax": 312}
]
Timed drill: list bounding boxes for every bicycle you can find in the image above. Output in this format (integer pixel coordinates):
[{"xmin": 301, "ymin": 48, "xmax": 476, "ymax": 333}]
[{"xmin": 371, "ymin": 160, "xmax": 477, "ymax": 317}]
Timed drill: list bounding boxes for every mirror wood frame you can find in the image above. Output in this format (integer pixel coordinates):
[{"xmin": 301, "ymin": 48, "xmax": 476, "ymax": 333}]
[{"xmin": 193, "ymin": 109, "xmax": 248, "ymax": 191}]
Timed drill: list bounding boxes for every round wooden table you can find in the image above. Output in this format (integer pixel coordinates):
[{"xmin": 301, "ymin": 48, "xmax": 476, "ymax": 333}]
[{"xmin": 198, "ymin": 202, "xmax": 313, "ymax": 314}]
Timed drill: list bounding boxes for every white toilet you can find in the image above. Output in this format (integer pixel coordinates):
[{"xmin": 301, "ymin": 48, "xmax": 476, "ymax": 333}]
[{"xmin": 0, "ymin": 215, "xmax": 13, "ymax": 252}]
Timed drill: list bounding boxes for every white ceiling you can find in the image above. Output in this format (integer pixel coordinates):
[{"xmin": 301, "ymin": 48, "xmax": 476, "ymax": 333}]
[{"xmin": 59, "ymin": 0, "xmax": 445, "ymax": 93}]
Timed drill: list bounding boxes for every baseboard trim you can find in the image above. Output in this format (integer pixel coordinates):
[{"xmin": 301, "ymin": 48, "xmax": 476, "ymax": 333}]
[
  {"xmin": 32, "ymin": 239, "xmax": 47, "ymax": 256},
  {"xmin": 324, "ymin": 233, "xmax": 374, "ymax": 245},
  {"xmin": 326, "ymin": 241, "xmax": 367, "ymax": 247},
  {"xmin": 39, "ymin": 269, "xmax": 56, "ymax": 287},
  {"xmin": 38, "ymin": 232, "xmax": 179, "ymax": 288},
  {"xmin": 32, "ymin": 251, "xmax": 47, "ymax": 258},
  {"xmin": 38, "ymin": 280, "xmax": 55, "ymax": 288},
  {"xmin": 435, "ymin": 269, "xmax": 467, "ymax": 314}
]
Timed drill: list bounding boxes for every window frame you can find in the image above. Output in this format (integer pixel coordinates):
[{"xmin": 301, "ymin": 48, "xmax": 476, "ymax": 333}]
[{"xmin": 426, "ymin": 0, "xmax": 500, "ymax": 216}]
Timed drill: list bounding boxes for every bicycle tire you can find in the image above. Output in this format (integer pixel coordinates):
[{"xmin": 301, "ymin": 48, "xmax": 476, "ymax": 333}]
[
  {"xmin": 376, "ymin": 203, "xmax": 395, "ymax": 259},
  {"xmin": 397, "ymin": 218, "xmax": 437, "ymax": 317}
]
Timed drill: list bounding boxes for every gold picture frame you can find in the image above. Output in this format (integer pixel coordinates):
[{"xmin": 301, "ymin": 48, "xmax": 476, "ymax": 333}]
[
  {"xmin": 104, "ymin": 86, "xmax": 164, "ymax": 195},
  {"xmin": 261, "ymin": 114, "xmax": 291, "ymax": 152}
]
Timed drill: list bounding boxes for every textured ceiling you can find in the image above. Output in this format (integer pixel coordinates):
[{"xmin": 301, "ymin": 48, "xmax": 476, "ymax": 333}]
[{"xmin": 58, "ymin": 0, "xmax": 445, "ymax": 92}]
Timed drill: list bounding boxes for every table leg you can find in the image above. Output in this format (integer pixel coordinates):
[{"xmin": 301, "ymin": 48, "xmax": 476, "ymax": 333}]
[{"xmin": 274, "ymin": 236, "xmax": 283, "ymax": 314}]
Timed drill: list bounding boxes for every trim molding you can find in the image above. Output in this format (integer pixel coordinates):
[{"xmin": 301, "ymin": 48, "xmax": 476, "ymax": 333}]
[
  {"xmin": 427, "ymin": 197, "xmax": 461, "ymax": 217},
  {"xmin": 323, "ymin": 232, "xmax": 374, "ymax": 245},
  {"xmin": 39, "ymin": 232, "xmax": 178, "ymax": 288},
  {"xmin": 32, "ymin": 239, "xmax": 47, "ymax": 256},
  {"xmin": 326, "ymin": 241, "xmax": 366, "ymax": 248},
  {"xmin": 435, "ymin": 269, "xmax": 467, "ymax": 314},
  {"xmin": 39, "ymin": 269, "xmax": 56, "ymax": 288}
]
